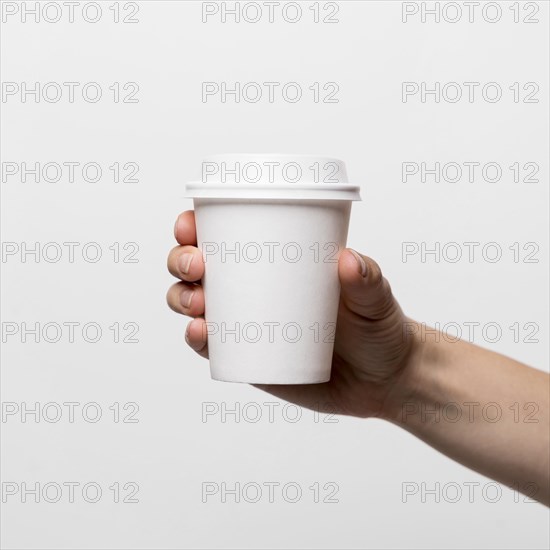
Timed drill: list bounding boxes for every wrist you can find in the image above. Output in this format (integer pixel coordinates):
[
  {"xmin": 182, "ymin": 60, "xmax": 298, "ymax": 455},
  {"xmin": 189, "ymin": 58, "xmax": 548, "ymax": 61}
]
[{"xmin": 379, "ymin": 323, "xmax": 438, "ymax": 424}]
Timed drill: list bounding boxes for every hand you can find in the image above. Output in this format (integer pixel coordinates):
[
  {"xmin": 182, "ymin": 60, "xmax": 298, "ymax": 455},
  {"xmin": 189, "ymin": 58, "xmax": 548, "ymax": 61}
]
[
  {"xmin": 167, "ymin": 210, "xmax": 421, "ymax": 419},
  {"xmin": 167, "ymin": 209, "xmax": 549, "ymax": 503}
]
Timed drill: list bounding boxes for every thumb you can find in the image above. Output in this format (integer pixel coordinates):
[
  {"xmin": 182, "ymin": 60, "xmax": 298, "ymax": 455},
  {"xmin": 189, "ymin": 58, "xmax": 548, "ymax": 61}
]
[{"xmin": 338, "ymin": 249, "xmax": 396, "ymax": 320}]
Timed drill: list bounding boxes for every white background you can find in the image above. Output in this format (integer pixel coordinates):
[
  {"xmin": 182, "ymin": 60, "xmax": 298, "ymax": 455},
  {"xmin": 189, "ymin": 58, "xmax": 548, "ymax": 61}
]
[{"xmin": 1, "ymin": 1, "xmax": 549, "ymax": 548}]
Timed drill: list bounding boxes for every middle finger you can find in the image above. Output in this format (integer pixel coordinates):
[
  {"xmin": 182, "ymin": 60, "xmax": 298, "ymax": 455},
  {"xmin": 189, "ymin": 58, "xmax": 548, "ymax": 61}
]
[{"xmin": 167, "ymin": 245, "xmax": 204, "ymax": 282}]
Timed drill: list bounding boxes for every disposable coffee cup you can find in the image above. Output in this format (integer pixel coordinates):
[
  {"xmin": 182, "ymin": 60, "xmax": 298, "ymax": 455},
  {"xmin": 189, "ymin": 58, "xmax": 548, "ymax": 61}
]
[{"xmin": 185, "ymin": 154, "xmax": 361, "ymax": 384}]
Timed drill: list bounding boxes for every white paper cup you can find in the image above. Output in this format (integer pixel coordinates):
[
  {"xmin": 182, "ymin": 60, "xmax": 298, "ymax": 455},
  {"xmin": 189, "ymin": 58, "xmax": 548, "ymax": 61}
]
[{"xmin": 186, "ymin": 154, "xmax": 361, "ymax": 384}]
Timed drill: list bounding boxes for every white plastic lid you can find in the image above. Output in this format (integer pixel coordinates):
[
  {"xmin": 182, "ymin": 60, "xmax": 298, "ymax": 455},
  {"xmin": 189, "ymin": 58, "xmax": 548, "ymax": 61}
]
[{"xmin": 185, "ymin": 154, "xmax": 361, "ymax": 201}]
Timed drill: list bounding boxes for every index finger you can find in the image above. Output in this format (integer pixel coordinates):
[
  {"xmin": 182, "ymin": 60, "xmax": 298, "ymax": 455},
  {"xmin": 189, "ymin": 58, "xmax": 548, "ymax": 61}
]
[{"xmin": 174, "ymin": 210, "xmax": 197, "ymax": 246}]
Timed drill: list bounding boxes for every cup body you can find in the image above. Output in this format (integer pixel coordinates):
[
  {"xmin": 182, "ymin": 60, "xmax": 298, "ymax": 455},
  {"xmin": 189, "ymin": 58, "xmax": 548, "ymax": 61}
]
[{"xmin": 194, "ymin": 198, "xmax": 351, "ymax": 384}]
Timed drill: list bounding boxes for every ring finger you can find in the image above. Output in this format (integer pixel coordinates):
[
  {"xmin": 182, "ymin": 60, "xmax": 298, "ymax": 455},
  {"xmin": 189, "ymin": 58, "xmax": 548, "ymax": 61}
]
[{"xmin": 166, "ymin": 281, "xmax": 205, "ymax": 317}]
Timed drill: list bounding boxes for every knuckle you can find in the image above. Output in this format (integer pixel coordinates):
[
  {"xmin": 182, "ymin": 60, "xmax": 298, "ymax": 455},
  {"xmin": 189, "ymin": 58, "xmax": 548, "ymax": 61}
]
[{"xmin": 166, "ymin": 289, "xmax": 180, "ymax": 313}]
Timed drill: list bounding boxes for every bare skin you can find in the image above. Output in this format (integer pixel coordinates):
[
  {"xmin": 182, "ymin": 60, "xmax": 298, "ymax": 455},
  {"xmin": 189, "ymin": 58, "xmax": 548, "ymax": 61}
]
[{"xmin": 167, "ymin": 210, "xmax": 550, "ymax": 506}]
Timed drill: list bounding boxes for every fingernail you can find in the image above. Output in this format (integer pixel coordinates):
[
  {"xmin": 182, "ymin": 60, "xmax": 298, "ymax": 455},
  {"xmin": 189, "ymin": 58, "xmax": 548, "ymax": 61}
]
[
  {"xmin": 174, "ymin": 217, "xmax": 179, "ymax": 238},
  {"xmin": 349, "ymin": 249, "xmax": 367, "ymax": 278},
  {"xmin": 180, "ymin": 289, "xmax": 195, "ymax": 309},
  {"xmin": 185, "ymin": 324, "xmax": 190, "ymax": 344},
  {"xmin": 179, "ymin": 253, "xmax": 193, "ymax": 275}
]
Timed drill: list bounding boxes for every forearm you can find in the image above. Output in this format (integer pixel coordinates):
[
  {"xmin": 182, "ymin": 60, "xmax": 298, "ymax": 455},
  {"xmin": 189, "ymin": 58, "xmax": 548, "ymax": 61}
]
[{"xmin": 384, "ymin": 324, "xmax": 550, "ymax": 505}]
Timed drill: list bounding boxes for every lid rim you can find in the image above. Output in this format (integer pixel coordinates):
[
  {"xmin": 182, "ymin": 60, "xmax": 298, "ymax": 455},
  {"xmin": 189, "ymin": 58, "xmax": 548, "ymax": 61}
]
[
  {"xmin": 185, "ymin": 181, "xmax": 362, "ymax": 201},
  {"xmin": 186, "ymin": 181, "xmax": 361, "ymax": 189}
]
